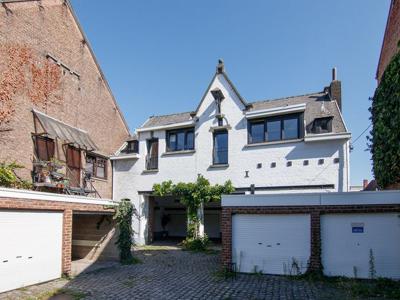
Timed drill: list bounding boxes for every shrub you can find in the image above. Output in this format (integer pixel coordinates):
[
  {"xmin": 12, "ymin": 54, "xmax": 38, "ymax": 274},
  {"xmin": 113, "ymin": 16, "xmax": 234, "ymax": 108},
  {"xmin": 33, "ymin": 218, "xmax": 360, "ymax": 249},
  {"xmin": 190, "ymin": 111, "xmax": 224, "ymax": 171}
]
[
  {"xmin": 113, "ymin": 199, "xmax": 135, "ymax": 264},
  {"xmin": 181, "ymin": 235, "xmax": 210, "ymax": 252},
  {"xmin": 0, "ymin": 162, "xmax": 32, "ymax": 189}
]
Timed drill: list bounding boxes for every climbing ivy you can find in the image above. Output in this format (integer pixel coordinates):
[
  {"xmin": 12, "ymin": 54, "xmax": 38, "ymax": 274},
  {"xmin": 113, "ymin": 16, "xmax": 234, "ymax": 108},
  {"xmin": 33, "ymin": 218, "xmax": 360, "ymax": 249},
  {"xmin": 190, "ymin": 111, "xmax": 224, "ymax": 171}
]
[
  {"xmin": 153, "ymin": 175, "xmax": 234, "ymax": 242},
  {"xmin": 369, "ymin": 50, "xmax": 400, "ymax": 188},
  {"xmin": 113, "ymin": 198, "xmax": 135, "ymax": 264}
]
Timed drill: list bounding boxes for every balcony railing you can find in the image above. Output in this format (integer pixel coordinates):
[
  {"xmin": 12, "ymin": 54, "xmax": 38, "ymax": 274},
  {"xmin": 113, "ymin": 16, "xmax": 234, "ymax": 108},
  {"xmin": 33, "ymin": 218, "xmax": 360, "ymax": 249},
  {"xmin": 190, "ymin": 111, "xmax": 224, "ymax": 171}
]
[{"xmin": 145, "ymin": 155, "xmax": 158, "ymax": 170}]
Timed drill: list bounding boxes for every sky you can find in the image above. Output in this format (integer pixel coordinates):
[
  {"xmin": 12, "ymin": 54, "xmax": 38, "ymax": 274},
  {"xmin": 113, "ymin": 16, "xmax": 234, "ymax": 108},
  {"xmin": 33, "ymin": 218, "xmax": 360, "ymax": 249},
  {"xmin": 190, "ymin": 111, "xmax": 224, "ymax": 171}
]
[{"xmin": 70, "ymin": 0, "xmax": 390, "ymax": 186}]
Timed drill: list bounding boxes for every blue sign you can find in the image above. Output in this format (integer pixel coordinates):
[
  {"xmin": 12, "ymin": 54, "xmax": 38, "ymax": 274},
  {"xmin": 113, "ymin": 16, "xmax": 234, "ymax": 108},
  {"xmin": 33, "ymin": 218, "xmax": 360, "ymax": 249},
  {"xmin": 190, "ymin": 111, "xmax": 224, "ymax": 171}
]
[{"xmin": 352, "ymin": 226, "xmax": 364, "ymax": 233}]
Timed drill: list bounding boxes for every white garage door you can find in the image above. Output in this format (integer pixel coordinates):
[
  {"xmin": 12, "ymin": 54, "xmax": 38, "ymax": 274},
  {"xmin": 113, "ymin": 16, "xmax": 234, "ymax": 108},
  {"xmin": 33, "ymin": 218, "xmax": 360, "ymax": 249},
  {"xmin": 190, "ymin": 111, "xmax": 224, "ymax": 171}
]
[
  {"xmin": 0, "ymin": 211, "xmax": 63, "ymax": 293},
  {"xmin": 322, "ymin": 213, "xmax": 400, "ymax": 279},
  {"xmin": 232, "ymin": 214, "xmax": 310, "ymax": 275}
]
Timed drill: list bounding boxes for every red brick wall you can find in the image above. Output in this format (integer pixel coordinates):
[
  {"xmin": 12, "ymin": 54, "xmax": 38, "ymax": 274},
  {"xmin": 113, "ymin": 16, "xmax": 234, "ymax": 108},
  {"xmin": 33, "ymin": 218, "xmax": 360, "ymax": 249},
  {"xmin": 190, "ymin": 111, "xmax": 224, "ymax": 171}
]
[
  {"xmin": 377, "ymin": 0, "xmax": 400, "ymax": 82},
  {"xmin": 0, "ymin": 197, "xmax": 114, "ymax": 275},
  {"xmin": 221, "ymin": 204, "xmax": 400, "ymax": 274},
  {"xmin": 0, "ymin": 0, "xmax": 130, "ymax": 198}
]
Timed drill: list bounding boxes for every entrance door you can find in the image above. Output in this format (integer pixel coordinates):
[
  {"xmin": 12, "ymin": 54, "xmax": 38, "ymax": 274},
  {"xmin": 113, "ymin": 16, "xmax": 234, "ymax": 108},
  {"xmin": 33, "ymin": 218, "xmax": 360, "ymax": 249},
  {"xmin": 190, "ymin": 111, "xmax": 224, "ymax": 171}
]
[{"xmin": 67, "ymin": 146, "xmax": 81, "ymax": 187}]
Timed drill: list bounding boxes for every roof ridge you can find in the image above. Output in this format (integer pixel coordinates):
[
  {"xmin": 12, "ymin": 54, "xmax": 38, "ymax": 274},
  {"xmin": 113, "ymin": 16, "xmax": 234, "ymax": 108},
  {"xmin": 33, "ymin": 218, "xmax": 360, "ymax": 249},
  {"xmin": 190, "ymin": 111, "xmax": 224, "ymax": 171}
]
[{"xmin": 250, "ymin": 91, "xmax": 325, "ymax": 104}]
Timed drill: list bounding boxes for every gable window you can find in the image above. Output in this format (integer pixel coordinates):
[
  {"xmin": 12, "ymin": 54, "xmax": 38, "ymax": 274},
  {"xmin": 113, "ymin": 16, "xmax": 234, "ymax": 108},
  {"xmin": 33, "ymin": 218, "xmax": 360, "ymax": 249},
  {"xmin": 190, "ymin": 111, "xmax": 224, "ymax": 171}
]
[
  {"xmin": 166, "ymin": 128, "xmax": 194, "ymax": 152},
  {"xmin": 311, "ymin": 117, "xmax": 333, "ymax": 134},
  {"xmin": 213, "ymin": 130, "xmax": 228, "ymax": 165},
  {"xmin": 248, "ymin": 113, "xmax": 302, "ymax": 144},
  {"xmin": 35, "ymin": 136, "xmax": 55, "ymax": 161},
  {"xmin": 85, "ymin": 154, "xmax": 107, "ymax": 179}
]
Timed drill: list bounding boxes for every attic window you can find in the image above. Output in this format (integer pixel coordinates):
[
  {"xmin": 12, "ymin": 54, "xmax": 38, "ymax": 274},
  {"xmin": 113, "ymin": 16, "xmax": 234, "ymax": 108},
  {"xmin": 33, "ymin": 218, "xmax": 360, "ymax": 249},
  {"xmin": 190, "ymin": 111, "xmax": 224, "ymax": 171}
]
[
  {"xmin": 311, "ymin": 117, "xmax": 333, "ymax": 134},
  {"xmin": 122, "ymin": 140, "xmax": 139, "ymax": 154}
]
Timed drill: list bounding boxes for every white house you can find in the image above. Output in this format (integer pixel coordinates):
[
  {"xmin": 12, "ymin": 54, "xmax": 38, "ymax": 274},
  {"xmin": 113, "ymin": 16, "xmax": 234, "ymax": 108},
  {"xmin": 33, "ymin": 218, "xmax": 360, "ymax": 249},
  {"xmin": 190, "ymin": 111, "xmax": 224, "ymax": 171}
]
[{"xmin": 112, "ymin": 60, "xmax": 351, "ymax": 245}]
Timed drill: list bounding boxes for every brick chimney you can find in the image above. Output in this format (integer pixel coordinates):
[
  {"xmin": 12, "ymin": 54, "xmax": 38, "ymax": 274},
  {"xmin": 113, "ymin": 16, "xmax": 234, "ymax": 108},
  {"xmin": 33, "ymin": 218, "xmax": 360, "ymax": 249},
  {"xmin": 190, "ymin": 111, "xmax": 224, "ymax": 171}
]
[
  {"xmin": 329, "ymin": 67, "xmax": 342, "ymax": 111},
  {"xmin": 363, "ymin": 179, "xmax": 369, "ymax": 190}
]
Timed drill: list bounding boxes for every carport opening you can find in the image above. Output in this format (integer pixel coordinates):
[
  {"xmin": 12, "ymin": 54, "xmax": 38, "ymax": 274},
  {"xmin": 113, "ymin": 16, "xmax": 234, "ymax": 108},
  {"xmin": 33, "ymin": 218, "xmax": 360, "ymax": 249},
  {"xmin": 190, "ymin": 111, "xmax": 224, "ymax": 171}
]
[
  {"xmin": 71, "ymin": 212, "xmax": 119, "ymax": 275},
  {"xmin": 150, "ymin": 196, "xmax": 222, "ymax": 244}
]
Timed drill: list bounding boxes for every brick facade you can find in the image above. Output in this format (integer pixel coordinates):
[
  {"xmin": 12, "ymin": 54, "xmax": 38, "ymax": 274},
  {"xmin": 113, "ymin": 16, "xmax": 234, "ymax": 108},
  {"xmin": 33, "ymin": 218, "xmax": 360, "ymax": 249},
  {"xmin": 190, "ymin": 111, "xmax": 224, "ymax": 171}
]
[
  {"xmin": 0, "ymin": 0, "xmax": 129, "ymax": 198},
  {"xmin": 377, "ymin": 0, "xmax": 400, "ymax": 82},
  {"xmin": 221, "ymin": 204, "xmax": 400, "ymax": 273},
  {"xmin": 0, "ymin": 197, "xmax": 114, "ymax": 275}
]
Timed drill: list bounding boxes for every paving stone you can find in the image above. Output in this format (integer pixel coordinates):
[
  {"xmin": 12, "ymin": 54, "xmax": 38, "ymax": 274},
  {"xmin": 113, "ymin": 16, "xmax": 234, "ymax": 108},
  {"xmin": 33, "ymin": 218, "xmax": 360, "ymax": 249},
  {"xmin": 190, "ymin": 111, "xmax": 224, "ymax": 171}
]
[{"xmin": 1, "ymin": 244, "xmax": 348, "ymax": 300}]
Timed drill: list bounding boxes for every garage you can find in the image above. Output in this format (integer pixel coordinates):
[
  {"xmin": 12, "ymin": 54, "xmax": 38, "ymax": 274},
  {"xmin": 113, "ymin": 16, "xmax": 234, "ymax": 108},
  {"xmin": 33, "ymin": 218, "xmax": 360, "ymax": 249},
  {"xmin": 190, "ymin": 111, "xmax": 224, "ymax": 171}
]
[
  {"xmin": 0, "ymin": 210, "xmax": 63, "ymax": 293},
  {"xmin": 232, "ymin": 214, "xmax": 310, "ymax": 275},
  {"xmin": 321, "ymin": 213, "xmax": 400, "ymax": 279}
]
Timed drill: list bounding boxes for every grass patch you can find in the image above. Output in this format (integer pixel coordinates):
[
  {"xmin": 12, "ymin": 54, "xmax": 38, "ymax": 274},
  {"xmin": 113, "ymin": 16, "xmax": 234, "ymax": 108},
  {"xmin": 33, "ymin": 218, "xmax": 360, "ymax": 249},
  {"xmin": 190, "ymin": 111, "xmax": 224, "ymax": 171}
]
[
  {"xmin": 289, "ymin": 273, "xmax": 400, "ymax": 299},
  {"xmin": 26, "ymin": 288, "xmax": 88, "ymax": 300},
  {"xmin": 213, "ymin": 268, "xmax": 236, "ymax": 281},
  {"xmin": 121, "ymin": 256, "xmax": 142, "ymax": 265}
]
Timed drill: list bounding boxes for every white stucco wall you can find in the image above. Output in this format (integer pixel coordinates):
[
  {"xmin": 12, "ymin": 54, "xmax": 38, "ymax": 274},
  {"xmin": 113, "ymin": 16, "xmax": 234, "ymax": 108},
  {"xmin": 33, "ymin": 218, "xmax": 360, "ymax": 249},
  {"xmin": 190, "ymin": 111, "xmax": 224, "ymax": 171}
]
[{"xmin": 113, "ymin": 73, "xmax": 350, "ymax": 245}]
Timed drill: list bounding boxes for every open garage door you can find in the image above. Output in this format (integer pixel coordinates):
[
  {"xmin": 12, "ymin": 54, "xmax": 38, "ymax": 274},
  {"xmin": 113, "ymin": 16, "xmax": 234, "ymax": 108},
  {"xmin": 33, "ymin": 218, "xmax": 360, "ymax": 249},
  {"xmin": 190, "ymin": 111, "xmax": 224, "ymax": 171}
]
[
  {"xmin": 0, "ymin": 211, "xmax": 63, "ymax": 293},
  {"xmin": 232, "ymin": 214, "xmax": 310, "ymax": 275},
  {"xmin": 322, "ymin": 213, "xmax": 400, "ymax": 279}
]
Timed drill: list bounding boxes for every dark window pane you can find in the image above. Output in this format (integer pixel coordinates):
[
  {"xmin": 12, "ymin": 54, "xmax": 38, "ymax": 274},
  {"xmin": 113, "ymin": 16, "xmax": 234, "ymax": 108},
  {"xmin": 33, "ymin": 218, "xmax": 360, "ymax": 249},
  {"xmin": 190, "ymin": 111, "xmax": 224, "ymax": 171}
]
[
  {"xmin": 250, "ymin": 122, "xmax": 264, "ymax": 143},
  {"xmin": 283, "ymin": 117, "xmax": 298, "ymax": 140},
  {"xmin": 186, "ymin": 131, "xmax": 194, "ymax": 150},
  {"xmin": 214, "ymin": 131, "xmax": 228, "ymax": 164},
  {"xmin": 176, "ymin": 132, "xmax": 185, "ymax": 151},
  {"xmin": 168, "ymin": 133, "xmax": 177, "ymax": 151},
  {"xmin": 312, "ymin": 117, "xmax": 332, "ymax": 134},
  {"xmin": 85, "ymin": 155, "xmax": 95, "ymax": 174},
  {"xmin": 267, "ymin": 120, "xmax": 281, "ymax": 141}
]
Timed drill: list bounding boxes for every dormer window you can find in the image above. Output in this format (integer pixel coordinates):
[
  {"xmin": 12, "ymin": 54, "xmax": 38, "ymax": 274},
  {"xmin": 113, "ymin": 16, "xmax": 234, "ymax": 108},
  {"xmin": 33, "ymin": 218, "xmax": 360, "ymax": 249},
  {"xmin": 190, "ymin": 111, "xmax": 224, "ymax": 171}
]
[
  {"xmin": 311, "ymin": 117, "xmax": 333, "ymax": 134},
  {"xmin": 248, "ymin": 113, "xmax": 303, "ymax": 144},
  {"xmin": 122, "ymin": 140, "xmax": 139, "ymax": 154}
]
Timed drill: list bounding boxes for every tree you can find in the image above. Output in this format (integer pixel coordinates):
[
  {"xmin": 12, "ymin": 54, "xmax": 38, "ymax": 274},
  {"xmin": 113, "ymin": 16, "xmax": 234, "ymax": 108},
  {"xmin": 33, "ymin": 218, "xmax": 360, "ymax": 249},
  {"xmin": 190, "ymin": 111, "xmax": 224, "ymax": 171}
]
[
  {"xmin": 153, "ymin": 175, "xmax": 234, "ymax": 239},
  {"xmin": 369, "ymin": 50, "xmax": 400, "ymax": 189}
]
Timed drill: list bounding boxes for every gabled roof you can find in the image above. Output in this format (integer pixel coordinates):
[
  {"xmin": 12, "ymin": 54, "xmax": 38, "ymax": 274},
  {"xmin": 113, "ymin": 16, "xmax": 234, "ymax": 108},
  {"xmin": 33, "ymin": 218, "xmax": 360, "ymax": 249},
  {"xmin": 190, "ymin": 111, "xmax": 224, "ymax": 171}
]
[
  {"xmin": 140, "ymin": 111, "xmax": 193, "ymax": 129},
  {"xmin": 137, "ymin": 61, "xmax": 348, "ymax": 135},
  {"xmin": 0, "ymin": 0, "xmax": 130, "ymax": 134}
]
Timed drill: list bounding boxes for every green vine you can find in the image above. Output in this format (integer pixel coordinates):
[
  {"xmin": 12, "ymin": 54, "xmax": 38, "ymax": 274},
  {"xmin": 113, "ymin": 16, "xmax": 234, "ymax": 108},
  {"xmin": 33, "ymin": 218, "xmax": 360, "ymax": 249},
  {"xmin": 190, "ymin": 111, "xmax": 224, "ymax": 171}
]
[
  {"xmin": 369, "ymin": 50, "xmax": 400, "ymax": 188},
  {"xmin": 0, "ymin": 162, "xmax": 32, "ymax": 189},
  {"xmin": 113, "ymin": 198, "xmax": 135, "ymax": 264},
  {"xmin": 153, "ymin": 175, "xmax": 234, "ymax": 244}
]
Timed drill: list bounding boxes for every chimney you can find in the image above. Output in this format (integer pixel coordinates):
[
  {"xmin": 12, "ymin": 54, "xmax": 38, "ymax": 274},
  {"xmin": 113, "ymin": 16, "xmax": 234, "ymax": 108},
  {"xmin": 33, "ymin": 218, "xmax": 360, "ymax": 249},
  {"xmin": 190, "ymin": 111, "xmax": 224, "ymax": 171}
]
[
  {"xmin": 216, "ymin": 59, "xmax": 224, "ymax": 74},
  {"xmin": 363, "ymin": 179, "xmax": 369, "ymax": 190},
  {"xmin": 329, "ymin": 67, "xmax": 342, "ymax": 111}
]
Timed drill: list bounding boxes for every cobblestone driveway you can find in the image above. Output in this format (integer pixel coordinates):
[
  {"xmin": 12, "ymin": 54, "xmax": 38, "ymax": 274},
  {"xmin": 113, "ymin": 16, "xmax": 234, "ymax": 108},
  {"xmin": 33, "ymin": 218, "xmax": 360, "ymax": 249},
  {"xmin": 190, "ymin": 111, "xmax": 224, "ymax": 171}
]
[{"xmin": 2, "ymin": 243, "xmax": 347, "ymax": 300}]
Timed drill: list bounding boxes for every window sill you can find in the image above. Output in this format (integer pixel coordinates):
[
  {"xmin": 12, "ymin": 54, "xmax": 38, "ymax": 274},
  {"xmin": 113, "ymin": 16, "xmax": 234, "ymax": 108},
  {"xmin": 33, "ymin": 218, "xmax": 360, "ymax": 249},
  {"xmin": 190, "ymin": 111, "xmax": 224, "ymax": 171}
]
[
  {"xmin": 142, "ymin": 169, "xmax": 159, "ymax": 174},
  {"xmin": 209, "ymin": 125, "xmax": 231, "ymax": 132},
  {"xmin": 161, "ymin": 150, "xmax": 196, "ymax": 157},
  {"xmin": 208, "ymin": 164, "xmax": 229, "ymax": 169},
  {"xmin": 244, "ymin": 138, "xmax": 303, "ymax": 148}
]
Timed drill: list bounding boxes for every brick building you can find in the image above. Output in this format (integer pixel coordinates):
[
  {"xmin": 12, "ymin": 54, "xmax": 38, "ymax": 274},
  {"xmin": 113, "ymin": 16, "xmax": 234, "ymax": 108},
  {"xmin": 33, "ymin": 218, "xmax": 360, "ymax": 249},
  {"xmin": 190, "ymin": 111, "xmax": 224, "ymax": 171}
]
[
  {"xmin": 376, "ymin": 0, "xmax": 400, "ymax": 82},
  {"xmin": 0, "ymin": 0, "xmax": 130, "ymax": 198}
]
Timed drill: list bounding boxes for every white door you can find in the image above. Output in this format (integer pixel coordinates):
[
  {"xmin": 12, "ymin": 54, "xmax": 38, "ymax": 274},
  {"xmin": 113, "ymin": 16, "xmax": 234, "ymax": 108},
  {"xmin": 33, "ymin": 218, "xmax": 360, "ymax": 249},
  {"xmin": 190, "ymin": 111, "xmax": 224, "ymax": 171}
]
[
  {"xmin": 232, "ymin": 214, "xmax": 310, "ymax": 275},
  {"xmin": 0, "ymin": 210, "xmax": 63, "ymax": 293},
  {"xmin": 321, "ymin": 213, "xmax": 400, "ymax": 279}
]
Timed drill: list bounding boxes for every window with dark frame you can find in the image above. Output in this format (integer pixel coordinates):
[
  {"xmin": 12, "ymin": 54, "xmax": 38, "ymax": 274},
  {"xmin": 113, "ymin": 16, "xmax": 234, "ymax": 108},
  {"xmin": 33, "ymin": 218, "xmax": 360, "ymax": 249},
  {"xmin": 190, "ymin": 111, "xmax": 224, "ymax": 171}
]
[
  {"xmin": 35, "ymin": 136, "xmax": 55, "ymax": 161},
  {"xmin": 213, "ymin": 130, "xmax": 228, "ymax": 165},
  {"xmin": 123, "ymin": 140, "xmax": 139, "ymax": 154},
  {"xmin": 248, "ymin": 113, "xmax": 302, "ymax": 144},
  {"xmin": 85, "ymin": 154, "xmax": 107, "ymax": 179},
  {"xmin": 311, "ymin": 117, "xmax": 333, "ymax": 134},
  {"xmin": 166, "ymin": 128, "xmax": 195, "ymax": 152}
]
